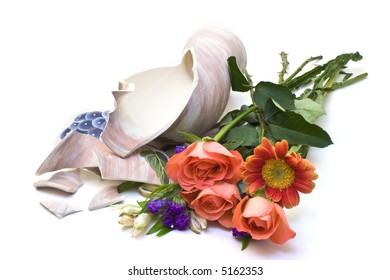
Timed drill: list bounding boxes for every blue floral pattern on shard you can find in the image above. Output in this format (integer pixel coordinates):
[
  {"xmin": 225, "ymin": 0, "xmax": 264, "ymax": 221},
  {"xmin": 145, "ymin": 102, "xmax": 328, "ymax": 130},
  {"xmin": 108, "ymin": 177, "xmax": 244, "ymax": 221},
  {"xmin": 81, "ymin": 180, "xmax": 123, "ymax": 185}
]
[{"xmin": 60, "ymin": 110, "xmax": 109, "ymax": 140}]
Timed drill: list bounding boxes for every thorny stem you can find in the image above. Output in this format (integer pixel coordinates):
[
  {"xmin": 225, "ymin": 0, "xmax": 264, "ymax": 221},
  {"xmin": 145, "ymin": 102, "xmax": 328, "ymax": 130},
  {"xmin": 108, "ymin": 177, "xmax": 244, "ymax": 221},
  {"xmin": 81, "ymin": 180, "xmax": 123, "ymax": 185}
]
[
  {"xmin": 243, "ymin": 69, "xmax": 254, "ymax": 98},
  {"xmin": 282, "ymin": 55, "xmax": 323, "ymax": 86},
  {"xmin": 278, "ymin": 51, "xmax": 289, "ymax": 84}
]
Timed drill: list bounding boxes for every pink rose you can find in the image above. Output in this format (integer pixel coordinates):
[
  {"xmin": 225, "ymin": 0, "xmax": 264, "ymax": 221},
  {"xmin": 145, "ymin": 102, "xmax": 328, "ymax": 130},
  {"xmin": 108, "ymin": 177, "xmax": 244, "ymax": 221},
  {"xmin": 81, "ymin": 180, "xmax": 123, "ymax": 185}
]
[
  {"xmin": 166, "ymin": 141, "xmax": 243, "ymax": 191},
  {"xmin": 232, "ymin": 196, "xmax": 296, "ymax": 244},
  {"xmin": 181, "ymin": 182, "xmax": 241, "ymax": 228}
]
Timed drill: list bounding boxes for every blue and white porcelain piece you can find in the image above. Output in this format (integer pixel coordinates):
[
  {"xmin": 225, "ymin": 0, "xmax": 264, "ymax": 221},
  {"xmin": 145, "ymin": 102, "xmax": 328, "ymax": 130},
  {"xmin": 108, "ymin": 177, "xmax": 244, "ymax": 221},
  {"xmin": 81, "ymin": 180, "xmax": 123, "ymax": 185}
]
[{"xmin": 60, "ymin": 110, "xmax": 109, "ymax": 140}]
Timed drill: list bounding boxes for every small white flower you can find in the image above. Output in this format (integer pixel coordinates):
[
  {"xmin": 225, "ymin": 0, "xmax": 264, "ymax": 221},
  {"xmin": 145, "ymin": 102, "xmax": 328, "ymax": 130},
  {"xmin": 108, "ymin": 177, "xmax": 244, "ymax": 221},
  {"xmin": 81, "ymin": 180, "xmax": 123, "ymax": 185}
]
[
  {"xmin": 189, "ymin": 211, "xmax": 207, "ymax": 234},
  {"xmin": 118, "ymin": 213, "xmax": 135, "ymax": 227},
  {"xmin": 132, "ymin": 213, "xmax": 153, "ymax": 237},
  {"xmin": 121, "ymin": 204, "xmax": 142, "ymax": 215}
]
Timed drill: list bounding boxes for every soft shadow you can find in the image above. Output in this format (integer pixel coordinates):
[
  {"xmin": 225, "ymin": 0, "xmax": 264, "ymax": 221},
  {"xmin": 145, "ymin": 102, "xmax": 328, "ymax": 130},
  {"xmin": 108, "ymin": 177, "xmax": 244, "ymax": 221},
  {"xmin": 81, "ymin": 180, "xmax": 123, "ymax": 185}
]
[{"xmin": 243, "ymin": 239, "xmax": 297, "ymax": 259}]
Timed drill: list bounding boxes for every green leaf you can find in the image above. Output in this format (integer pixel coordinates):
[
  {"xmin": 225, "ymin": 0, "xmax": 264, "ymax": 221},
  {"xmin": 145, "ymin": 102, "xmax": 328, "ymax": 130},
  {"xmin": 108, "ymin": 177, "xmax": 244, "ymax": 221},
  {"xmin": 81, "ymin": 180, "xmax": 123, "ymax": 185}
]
[
  {"xmin": 137, "ymin": 200, "xmax": 150, "ymax": 213},
  {"xmin": 222, "ymin": 140, "xmax": 244, "ymax": 151},
  {"xmin": 296, "ymin": 145, "xmax": 310, "ymax": 158},
  {"xmin": 156, "ymin": 226, "xmax": 173, "ymax": 237},
  {"xmin": 146, "ymin": 219, "xmax": 166, "ymax": 235},
  {"xmin": 218, "ymin": 110, "xmax": 237, "ymax": 127},
  {"xmin": 117, "ymin": 181, "xmax": 142, "ymax": 193},
  {"xmin": 175, "ymin": 130, "xmax": 201, "ymax": 143},
  {"xmin": 254, "ymin": 81, "xmax": 296, "ymax": 110},
  {"xmin": 137, "ymin": 200, "xmax": 148, "ymax": 208},
  {"xmin": 147, "ymin": 183, "xmax": 181, "ymax": 201},
  {"xmin": 236, "ymin": 146, "xmax": 252, "ymax": 160},
  {"xmin": 240, "ymin": 105, "xmax": 258, "ymax": 124},
  {"xmin": 223, "ymin": 124, "xmax": 260, "ymax": 147},
  {"xmin": 141, "ymin": 150, "xmax": 169, "ymax": 184},
  {"xmin": 227, "ymin": 56, "xmax": 251, "ymax": 92},
  {"xmin": 294, "ymin": 98, "xmax": 326, "ymax": 123},
  {"xmin": 264, "ymin": 99, "xmax": 332, "ymax": 148},
  {"xmin": 241, "ymin": 236, "xmax": 251, "ymax": 250}
]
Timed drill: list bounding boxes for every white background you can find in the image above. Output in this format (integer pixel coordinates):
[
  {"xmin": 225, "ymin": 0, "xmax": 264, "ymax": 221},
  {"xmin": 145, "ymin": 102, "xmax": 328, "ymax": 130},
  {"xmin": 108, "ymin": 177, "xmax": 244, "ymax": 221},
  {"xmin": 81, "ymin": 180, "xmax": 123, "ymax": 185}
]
[{"xmin": 1, "ymin": 0, "xmax": 388, "ymax": 279}]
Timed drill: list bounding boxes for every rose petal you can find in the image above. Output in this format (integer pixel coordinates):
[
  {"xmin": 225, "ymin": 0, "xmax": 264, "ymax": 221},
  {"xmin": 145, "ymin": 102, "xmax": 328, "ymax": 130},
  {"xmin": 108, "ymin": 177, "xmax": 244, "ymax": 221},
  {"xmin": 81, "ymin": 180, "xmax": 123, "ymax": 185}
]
[
  {"xmin": 202, "ymin": 141, "xmax": 240, "ymax": 158},
  {"xmin": 242, "ymin": 196, "xmax": 273, "ymax": 218},
  {"xmin": 166, "ymin": 143, "xmax": 197, "ymax": 181},
  {"xmin": 269, "ymin": 204, "xmax": 296, "ymax": 244},
  {"xmin": 190, "ymin": 182, "xmax": 240, "ymax": 222},
  {"xmin": 217, "ymin": 211, "xmax": 234, "ymax": 228},
  {"xmin": 180, "ymin": 189, "xmax": 201, "ymax": 205}
]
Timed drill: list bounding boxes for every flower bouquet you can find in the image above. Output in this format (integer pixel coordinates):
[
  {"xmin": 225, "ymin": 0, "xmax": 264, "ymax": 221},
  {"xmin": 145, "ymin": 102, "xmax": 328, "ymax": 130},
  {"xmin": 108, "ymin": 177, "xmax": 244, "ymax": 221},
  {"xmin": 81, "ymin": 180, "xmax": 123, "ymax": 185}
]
[
  {"xmin": 34, "ymin": 27, "xmax": 367, "ymax": 250},
  {"xmin": 114, "ymin": 52, "xmax": 366, "ymax": 249}
]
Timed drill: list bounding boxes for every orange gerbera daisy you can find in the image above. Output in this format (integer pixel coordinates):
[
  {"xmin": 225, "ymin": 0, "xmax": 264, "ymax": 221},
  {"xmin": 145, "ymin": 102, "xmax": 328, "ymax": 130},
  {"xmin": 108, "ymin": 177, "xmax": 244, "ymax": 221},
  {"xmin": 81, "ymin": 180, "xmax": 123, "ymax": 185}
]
[{"xmin": 241, "ymin": 137, "xmax": 318, "ymax": 208}]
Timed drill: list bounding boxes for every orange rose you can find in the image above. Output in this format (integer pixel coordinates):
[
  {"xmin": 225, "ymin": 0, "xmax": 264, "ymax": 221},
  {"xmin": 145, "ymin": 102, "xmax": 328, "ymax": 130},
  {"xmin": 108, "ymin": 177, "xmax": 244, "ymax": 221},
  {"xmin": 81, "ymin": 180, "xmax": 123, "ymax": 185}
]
[
  {"xmin": 181, "ymin": 182, "xmax": 241, "ymax": 228},
  {"xmin": 166, "ymin": 141, "xmax": 243, "ymax": 191},
  {"xmin": 232, "ymin": 196, "xmax": 296, "ymax": 244}
]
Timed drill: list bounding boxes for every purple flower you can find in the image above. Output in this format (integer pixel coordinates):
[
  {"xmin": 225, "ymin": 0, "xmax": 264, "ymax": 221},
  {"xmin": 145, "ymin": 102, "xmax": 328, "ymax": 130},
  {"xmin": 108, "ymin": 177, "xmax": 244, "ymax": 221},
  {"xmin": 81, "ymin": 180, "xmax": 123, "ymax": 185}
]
[
  {"xmin": 174, "ymin": 213, "xmax": 190, "ymax": 230},
  {"xmin": 162, "ymin": 214, "xmax": 175, "ymax": 229},
  {"xmin": 175, "ymin": 145, "xmax": 188, "ymax": 154},
  {"xmin": 148, "ymin": 197, "xmax": 190, "ymax": 231},
  {"xmin": 166, "ymin": 200, "xmax": 186, "ymax": 215},
  {"xmin": 147, "ymin": 199, "xmax": 166, "ymax": 214},
  {"xmin": 240, "ymin": 192, "xmax": 247, "ymax": 199},
  {"xmin": 232, "ymin": 228, "xmax": 251, "ymax": 239}
]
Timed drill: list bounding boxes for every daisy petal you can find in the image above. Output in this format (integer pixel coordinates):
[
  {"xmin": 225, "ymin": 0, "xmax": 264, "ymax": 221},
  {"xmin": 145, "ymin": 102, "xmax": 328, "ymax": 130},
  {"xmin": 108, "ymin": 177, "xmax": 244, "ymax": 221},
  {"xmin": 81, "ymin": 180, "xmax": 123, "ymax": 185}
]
[
  {"xmin": 265, "ymin": 187, "xmax": 282, "ymax": 202},
  {"xmin": 275, "ymin": 140, "xmax": 289, "ymax": 158},
  {"xmin": 281, "ymin": 188, "xmax": 300, "ymax": 209}
]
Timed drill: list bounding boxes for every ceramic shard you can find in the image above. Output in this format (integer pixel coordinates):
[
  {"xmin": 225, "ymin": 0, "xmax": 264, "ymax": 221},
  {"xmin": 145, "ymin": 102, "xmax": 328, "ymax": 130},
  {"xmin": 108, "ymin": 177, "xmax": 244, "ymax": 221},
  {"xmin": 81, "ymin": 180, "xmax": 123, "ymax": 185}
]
[
  {"xmin": 34, "ymin": 169, "xmax": 83, "ymax": 193},
  {"xmin": 93, "ymin": 149, "xmax": 161, "ymax": 182},
  {"xmin": 36, "ymin": 132, "xmax": 104, "ymax": 174},
  {"xmin": 88, "ymin": 186, "xmax": 124, "ymax": 211},
  {"xmin": 36, "ymin": 132, "xmax": 161, "ymax": 185},
  {"xmin": 40, "ymin": 200, "xmax": 83, "ymax": 219}
]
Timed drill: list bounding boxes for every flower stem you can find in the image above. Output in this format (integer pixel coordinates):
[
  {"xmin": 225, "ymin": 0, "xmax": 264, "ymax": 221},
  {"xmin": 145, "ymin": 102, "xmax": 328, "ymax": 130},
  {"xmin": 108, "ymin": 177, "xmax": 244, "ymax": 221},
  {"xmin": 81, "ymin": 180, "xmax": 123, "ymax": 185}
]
[
  {"xmin": 282, "ymin": 55, "xmax": 323, "ymax": 85},
  {"xmin": 278, "ymin": 51, "xmax": 289, "ymax": 84},
  {"xmin": 211, "ymin": 105, "xmax": 259, "ymax": 143},
  {"xmin": 330, "ymin": 72, "xmax": 368, "ymax": 90}
]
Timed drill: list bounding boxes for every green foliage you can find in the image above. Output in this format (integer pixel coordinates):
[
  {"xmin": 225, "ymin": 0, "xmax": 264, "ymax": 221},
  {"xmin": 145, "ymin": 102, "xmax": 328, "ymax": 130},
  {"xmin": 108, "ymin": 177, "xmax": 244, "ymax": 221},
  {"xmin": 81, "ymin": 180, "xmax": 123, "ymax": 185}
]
[
  {"xmin": 241, "ymin": 236, "xmax": 251, "ymax": 251},
  {"xmin": 254, "ymin": 81, "xmax": 296, "ymax": 110},
  {"xmin": 224, "ymin": 51, "xmax": 367, "ymax": 156},
  {"xmin": 145, "ymin": 183, "xmax": 181, "ymax": 200},
  {"xmin": 141, "ymin": 150, "xmax": 169, "ymax": 184},
  {"xmin": 130, "ymin": 51, "xmax": 366, "ymax": 245},
  {"xmin": 264, "ymin": 99, "xmax": 333, "ymax": 148},
  {"xmin": 175, "ymin": 130, "xmax": 202, "ymax": 143},
  {"xmin": 146, "ymin": 219, "xmax": 173, "ymax": 237},
  {"xmin": 294, "ymin": 98, "xmax": 326, "ymax": 123},
  {"xmin": 223, "ymin": 124, "xmax": 260, "ymax": 147},
  {"xmin": 117, "ymin": 181, "xmax": 142, "ymax": 193},
  {"xmin": 146, "ymin": 220, "xmax": 165, "ymax": 235},
  {"xmin": 227, "ymin": 56, "xmax": 252, "ymax": 92}
]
